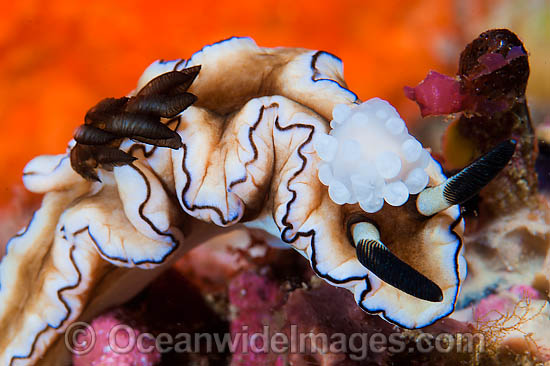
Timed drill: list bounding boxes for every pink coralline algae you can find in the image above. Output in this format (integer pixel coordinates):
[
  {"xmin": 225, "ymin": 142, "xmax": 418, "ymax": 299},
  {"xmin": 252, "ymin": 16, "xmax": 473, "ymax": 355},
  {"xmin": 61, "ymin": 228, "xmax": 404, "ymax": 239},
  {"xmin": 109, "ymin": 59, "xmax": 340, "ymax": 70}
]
[
  {"xmin": 72, "ymin": 309, "xmax": 161, "ymax": 366},
  {"xmin": 227, "ymin": 270, "xmax": 394, "ymax": 366},
  {"xmin": 452, "ymin": 285, "xmax": 550, "ymax": 362},
  {"xmin": 228, "ymin": 271, "xmax": 286, "ymax": 366},
  {"xmin": 174, "ymin": 230, "xmax": 275, "ymax": 293},
  {"xmin": 473, "ymin": 285, "xmax": 542, "ymax": 322},
  {"xmin": 227, "ymin": 269, "xmax": 481, "ymax": 366},
  {"xmin": 72, "ymin": 269, "xmax": 226, "ymax": 366},
  {"xmin": 281, "ymin": 281, "xmax": 396, "ymax": 366},
  {"xmin": 404, "ymin": 71, "xmax": 463, "ymax": 117}
]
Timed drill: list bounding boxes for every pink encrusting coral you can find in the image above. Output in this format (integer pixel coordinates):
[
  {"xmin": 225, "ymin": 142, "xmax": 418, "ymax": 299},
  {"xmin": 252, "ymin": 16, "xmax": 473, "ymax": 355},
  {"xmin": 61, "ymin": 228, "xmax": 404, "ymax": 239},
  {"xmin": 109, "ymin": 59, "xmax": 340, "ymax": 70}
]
[{"xmin": 72, "ymin": 309, "xmax": 161, "ymax": 366}]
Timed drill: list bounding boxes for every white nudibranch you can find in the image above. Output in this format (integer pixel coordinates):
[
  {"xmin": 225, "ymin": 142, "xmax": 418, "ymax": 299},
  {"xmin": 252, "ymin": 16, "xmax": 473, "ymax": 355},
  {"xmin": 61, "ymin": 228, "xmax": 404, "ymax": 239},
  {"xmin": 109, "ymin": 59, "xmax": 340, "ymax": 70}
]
[
  {"xmin": 0, "ymin": 37, "xmax": 520, "ymax": 364},
  {"xmin": 314, "ymin": 98, "xmax": 430, "ymax": 212}
]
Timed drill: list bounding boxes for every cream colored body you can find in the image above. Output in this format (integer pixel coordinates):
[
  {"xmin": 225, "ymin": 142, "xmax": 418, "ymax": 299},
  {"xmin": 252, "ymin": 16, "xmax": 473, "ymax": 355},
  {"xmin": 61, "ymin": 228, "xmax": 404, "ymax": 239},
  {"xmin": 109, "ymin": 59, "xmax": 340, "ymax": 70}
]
[{"xmin": 0, "ymin": 37, "xmax": 465, "ymax": 365}]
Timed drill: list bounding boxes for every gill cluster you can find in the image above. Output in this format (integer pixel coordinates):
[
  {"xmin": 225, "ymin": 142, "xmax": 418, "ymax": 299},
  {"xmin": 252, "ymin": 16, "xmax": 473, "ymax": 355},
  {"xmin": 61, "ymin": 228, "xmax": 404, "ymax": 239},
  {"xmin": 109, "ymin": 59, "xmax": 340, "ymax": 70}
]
[
  {"xmin": 70, "ymin": 67, "xmax": 200, "ymax": 181},
  {"xmin": 314, "ymin": 98, "xmax": 432, "ymax": 212}
]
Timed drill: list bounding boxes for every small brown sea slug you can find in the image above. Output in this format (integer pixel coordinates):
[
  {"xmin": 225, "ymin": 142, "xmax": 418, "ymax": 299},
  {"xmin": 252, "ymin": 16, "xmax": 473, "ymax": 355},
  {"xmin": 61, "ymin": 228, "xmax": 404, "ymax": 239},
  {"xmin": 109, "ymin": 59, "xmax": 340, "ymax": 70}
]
[{"xmin": 0, "ymin": 37, "xmax": 514, "ymax": 365}]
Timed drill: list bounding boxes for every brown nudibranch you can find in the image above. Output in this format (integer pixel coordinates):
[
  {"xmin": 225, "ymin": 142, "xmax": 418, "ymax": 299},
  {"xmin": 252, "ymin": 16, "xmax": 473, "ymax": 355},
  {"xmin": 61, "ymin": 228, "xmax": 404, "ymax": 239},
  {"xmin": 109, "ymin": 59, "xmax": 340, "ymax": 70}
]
[{"xmin": 0, "ymin": 37, "xmax": 515, "ymax": 365}]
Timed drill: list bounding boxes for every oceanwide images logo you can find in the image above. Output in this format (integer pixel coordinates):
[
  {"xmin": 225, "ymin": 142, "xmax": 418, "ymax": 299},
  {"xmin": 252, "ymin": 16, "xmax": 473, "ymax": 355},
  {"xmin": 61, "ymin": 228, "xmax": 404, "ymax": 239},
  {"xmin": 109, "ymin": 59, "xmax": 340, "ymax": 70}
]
[{"xmin": 65, "ymin": 322, "xmax": 484, "ymax": 360}]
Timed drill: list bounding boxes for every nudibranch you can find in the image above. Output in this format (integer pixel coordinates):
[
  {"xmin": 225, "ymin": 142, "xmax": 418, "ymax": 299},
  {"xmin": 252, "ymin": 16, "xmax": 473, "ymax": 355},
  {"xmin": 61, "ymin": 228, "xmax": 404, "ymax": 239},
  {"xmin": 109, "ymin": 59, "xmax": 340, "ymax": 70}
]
[{"xmin": 0, "ymin": 37, "xmax": 515, "ymax": 365}]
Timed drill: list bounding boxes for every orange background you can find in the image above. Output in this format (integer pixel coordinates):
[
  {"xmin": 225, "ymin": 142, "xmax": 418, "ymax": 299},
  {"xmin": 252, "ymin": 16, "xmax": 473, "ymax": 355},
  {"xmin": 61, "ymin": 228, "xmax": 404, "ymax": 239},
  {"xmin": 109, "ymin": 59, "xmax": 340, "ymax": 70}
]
[{"xmin": 0, "ymin": 0, "xmax": 547, "ymax": 206}]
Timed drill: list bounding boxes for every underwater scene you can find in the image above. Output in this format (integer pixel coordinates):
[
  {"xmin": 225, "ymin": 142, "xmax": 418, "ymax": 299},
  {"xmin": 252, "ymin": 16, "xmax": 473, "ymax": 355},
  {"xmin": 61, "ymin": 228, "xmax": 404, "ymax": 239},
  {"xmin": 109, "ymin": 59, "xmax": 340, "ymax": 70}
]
[{"xmin": 0, "ymin": 1, "xmax": 549, "ymax": 365}]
